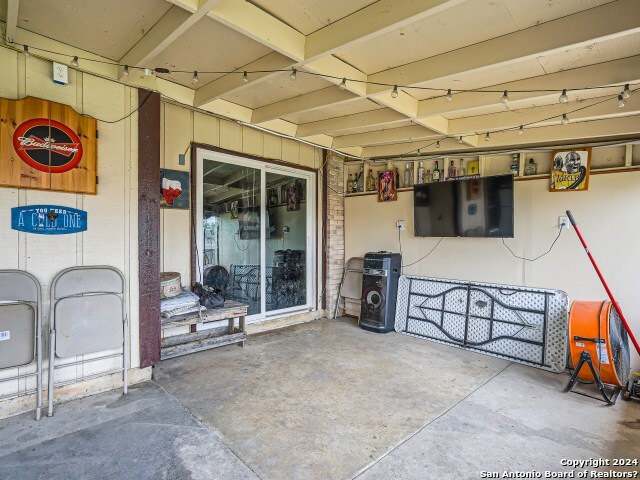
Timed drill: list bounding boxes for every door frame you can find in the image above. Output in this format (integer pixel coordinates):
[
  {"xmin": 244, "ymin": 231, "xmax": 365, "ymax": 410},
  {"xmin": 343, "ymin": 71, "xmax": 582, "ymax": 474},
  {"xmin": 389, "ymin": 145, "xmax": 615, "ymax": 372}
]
[{"xmin": 191, "ymin": 143, "xmax": 317, "ymax": 323}]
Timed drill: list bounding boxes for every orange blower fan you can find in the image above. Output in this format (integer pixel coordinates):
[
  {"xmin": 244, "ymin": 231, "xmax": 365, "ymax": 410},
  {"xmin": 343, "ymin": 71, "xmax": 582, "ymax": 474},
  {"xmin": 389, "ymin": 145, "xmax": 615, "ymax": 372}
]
[
  {"xmin": 567, "ymin": 300, "xmax": 631, "ymax": 403},
  {"xmin": 565, "ymin": 210, "xmax": 637, "ymax": 404}
]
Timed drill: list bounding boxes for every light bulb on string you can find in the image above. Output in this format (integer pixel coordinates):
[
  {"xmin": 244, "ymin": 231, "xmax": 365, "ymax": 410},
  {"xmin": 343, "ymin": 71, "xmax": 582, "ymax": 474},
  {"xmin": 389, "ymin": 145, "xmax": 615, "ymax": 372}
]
[
  {"xmin": 559, "ymin": 89, "xmax": 569, "ymax": 103},
  {"xmin": 436, "ymin": 141, "xmax": 441, "ymax": 149},
  {"xmin": 561, "ymin": 114, "xmax": 569, "ymax": 125},
  {"xmin": 500, "ymin": 90, "xmax": 509, "ymax": 105},
  {"xmin": 518, "ymin": 125, "xmax": 524, "ymax": 135},
  {"xmin": 242, "ymin": 71, "xmax": 249, "ymax": 83},
  {"xmin": 445, "ymin": 89, "xmax": 453, "ymax": 102},
  {"xmin": 618, "ymin": 94, "xmax": 626, "ymax": 108},
  {"xmin": 290, "ymin": 68, "xmax": 297, "ymax": 81},
  {"xmin": 144, "ymin": 68, "xmax": 152, "ymax": 76},
  {"xmin": 123, "ymin": 65, "xmax": 129, "ymax": 77},
  {"xmin": 192, "ymin": 71, "xmax": 199, "ymax": 84},
  {"xmin": 485, "ymin": 132, "xmax": 490, "ymax": 142},
  {"xmin": 22, "ymin": 45, "xmax": 30, "ymax": 57},
  {"xmin": 339, "ymin": 78, "xmax": 347, "ymax": 90},
  {"xmin": 70, "ymin": 56, "xmax": 79, "ymax": 67},
  {"xmin": 391, "ymin": 85, "xmax": 399, "ymax": 98},
  {"xmin": 458, "ymin": 136, "xmax": 463, "ymax": 144},
  {"xmin": 622, "ymin": 84, "xmax": 631, "ymax": 99}
]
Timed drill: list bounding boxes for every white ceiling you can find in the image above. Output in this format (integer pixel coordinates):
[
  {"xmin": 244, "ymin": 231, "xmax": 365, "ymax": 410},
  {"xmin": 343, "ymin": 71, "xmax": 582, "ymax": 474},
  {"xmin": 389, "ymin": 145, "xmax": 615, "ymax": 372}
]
[{"xmin": 1, "ymin": 0, "xmax": 638, "ymax": 157}]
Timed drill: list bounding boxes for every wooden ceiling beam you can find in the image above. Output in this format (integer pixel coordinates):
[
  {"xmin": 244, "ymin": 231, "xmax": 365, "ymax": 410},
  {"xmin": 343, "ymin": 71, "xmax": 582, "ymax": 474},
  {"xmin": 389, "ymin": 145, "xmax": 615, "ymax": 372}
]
[
  {"xmin": 333, "ymin": 125, "xmax": 440, "ymax": 148},
  {"xmin": 449, "ymin": 94, "xmax": 640, "ymax": 135},
  {"xmin": 417, "ymin": 56, "xmax": 640, "ymax": 118},
  {"xmin": 362, "ymin": 115, "xmax": 640, "ymax": 157},
  {"xmin": 119, "ymin": 0, "xmax": 219, "ymax": 76},
  {"xmin": 297, "ymin": 109, "xmax": 408, "ymax": 137},
  {"xmin": 5, "ymin": 0, "xmax": 20, "ymax": 43},
  {"xmin": 305, "ymin": 0, "xmax": 465, "ymax": 61},
  {"xmin": 366, "ymin": 0, "xmax": 640, "ymax": 96},
  {"xmin": 251, "ymin": 86, "xmax": 359, "ymax": 124}
]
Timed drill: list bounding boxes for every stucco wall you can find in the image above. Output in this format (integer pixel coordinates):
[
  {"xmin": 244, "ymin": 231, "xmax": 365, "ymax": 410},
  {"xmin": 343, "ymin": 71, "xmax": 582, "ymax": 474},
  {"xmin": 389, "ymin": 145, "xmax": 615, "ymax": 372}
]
[{"xmin": 345, "ymin": 169, "xmax": 640, "ymax": 370}]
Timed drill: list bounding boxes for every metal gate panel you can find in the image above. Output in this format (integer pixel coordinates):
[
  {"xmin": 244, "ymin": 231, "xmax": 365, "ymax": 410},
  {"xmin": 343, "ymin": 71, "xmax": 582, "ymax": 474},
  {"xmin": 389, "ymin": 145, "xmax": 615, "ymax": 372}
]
[{"xmin": 395, "ymin": 276, "xmax": 569, "ymax": 373}]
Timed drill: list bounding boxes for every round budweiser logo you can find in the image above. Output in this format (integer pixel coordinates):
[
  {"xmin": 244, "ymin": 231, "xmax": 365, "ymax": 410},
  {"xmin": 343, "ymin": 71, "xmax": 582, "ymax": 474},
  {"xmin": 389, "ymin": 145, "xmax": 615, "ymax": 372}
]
[{"xmin": 13, "ymin": 118, "xmax": 83, "ymax": 173}]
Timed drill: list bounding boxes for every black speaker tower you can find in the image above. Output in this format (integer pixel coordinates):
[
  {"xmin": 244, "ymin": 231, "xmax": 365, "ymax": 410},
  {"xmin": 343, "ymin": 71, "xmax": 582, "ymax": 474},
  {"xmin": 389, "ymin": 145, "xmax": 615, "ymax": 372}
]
[{"xmin": 359, "ymin": 252, "xmax": 402, "ymax": 333}]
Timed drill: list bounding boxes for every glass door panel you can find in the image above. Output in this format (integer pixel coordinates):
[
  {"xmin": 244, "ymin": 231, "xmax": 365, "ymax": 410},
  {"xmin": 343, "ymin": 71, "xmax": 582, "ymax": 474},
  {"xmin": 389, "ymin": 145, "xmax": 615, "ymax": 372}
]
[
  {"xmin": 265, "ymin": 172, "xmax": 307, "ymax": 313},
  {"xmin": 202, "ymin": 159, "xmax": 261, "ymax": 316}
]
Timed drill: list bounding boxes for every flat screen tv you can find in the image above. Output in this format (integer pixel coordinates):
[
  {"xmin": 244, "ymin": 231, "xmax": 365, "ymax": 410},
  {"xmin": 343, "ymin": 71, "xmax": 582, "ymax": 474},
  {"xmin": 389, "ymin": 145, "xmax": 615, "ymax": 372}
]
[{"xmin": 414, "ymin": 174, "xmax": 514, "ymax": 238}]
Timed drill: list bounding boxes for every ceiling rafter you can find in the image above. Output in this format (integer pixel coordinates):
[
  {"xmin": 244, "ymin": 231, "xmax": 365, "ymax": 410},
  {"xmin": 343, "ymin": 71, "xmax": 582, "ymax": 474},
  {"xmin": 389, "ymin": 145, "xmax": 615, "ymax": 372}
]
[
  {"xmin": 417, "ymin": 56, "xmax": 640, "ymax": 118},
  {"xmin": 362, "ymin": 115, "xmax": 640, "ymax": 158},
  {"xmin": 118, "ymin": 0, "xmax": 219, "ymax": 78},
  {"xmin": 366, "ymin": 0, "xmax": 640, "ymax": 96},
  {"xmin": 5, "ymin": 0, "xmax": 20, "ymax": 43}
]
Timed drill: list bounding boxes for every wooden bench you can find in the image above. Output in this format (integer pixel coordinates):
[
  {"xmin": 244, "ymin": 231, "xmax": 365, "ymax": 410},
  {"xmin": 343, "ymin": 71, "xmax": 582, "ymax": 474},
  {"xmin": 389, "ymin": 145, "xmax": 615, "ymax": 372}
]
[{"xmin": 160, "ymin": 301, "xmax": 248, "ymax": 360}]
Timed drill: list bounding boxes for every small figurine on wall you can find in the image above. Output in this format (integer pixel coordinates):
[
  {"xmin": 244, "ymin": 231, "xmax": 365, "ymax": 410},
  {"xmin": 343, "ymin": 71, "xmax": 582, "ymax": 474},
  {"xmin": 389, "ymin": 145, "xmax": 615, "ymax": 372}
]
[{"xmin": 377, "ymin": 170, "xmax": 398, "ymax": 202}]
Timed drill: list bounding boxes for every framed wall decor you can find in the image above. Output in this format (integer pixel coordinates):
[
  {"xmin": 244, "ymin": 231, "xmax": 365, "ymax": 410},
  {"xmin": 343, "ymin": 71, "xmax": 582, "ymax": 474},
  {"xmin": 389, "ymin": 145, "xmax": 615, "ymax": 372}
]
[
  {"xmin": 160, "ymin": 169, "xmax": 190, "ymax": 209},
  {"xmin": 0, "ymin": 96, "xmax": 98, "ymax": 194},
  {"xmin": 550, "ymin": 148, "xmax": 591, "ymax": 192},
  {"xmin": 377, "ymin": 169, "xmax": 397, "ymax": 202}
]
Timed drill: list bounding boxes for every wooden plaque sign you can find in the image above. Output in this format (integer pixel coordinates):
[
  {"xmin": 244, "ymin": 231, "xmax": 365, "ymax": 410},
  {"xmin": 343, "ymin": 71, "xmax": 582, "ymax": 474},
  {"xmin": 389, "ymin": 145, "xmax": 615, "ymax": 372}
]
[{"xmin": 0, "ymin": 96, "xmax": 97, "ymax": 194}]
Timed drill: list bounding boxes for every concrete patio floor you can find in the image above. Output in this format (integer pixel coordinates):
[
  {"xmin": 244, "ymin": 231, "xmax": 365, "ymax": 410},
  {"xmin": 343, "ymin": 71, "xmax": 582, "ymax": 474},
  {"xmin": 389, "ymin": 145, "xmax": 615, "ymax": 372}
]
[{"xmin": 1, "ymin": 318, "xmax": 639, "ymax": 480}]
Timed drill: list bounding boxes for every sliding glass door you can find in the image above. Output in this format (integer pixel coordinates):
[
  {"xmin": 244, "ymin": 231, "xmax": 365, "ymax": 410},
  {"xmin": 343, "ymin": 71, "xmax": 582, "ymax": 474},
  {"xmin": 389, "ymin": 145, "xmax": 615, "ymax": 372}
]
[{"xmin": 196, "ymin": 149, "xmax": 315, "ymax": 322}]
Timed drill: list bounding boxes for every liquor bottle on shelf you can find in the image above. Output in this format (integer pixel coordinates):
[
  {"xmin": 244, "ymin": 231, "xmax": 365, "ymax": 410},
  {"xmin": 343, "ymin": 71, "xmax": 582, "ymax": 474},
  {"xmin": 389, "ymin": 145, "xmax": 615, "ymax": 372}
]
[
  {"xmin": 417, "ymin": 161, "xmax": 425, "ymax": 184},
  {"xmin": 510, "ymin": 154, "xmax": 519, "ymax": 177},
  {"xmin": 425, "ymin": 169, "xmax": 431, "ymax": 183},
  {"xmin": 457, "ymin": 159, "xmax": 466, "ymax": 177},
  {"xmin": 448, "ymin": 160, "xmax": 456, "ymax": 179},
  {"xmin": 432, "ymin": 161, "xmax": 440, "ymax": 182},
  {"xmin": 356, "ymin": 165, "xmax": 364, "ymax": 191},
  {"xmin": 395, "ymin": 166, "xmax": 401, "ymax": 188},
  {"xmin": 366, "ymin": 168, "xmax": 376, "ymax": 191},
  {"xmin": 347, "ymin": 173, "xmax": 355, "ymax": 193},
  {"xmin": 524, "ymin": 158, "xmax": 538, "ymax": 176},
  {"xmin": 404, "ymin": 163, "xmax": 413, "ymax": 187}
]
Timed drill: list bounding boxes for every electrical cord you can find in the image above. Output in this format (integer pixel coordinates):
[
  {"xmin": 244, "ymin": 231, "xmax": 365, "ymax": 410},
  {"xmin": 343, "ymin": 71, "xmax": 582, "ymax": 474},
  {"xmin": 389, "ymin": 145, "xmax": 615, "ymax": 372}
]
[
  {"xmin": 501, "ymin": 227, "xmax": 563, "ymax": 262},
  {"xmin": 400, "ymin": 236, "xmax": 444, "ymax": 268}
]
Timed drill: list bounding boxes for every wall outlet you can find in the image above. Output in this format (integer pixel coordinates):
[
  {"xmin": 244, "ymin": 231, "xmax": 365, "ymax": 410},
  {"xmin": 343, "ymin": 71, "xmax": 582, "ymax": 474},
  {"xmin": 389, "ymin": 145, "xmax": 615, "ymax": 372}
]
[
  {"xmin": 396, "ymin": 220, "xmax": 405, "ymax": 231},
  {"xmin": 559, "ymin": 216, "xmax": 569, "ymax": 229}
]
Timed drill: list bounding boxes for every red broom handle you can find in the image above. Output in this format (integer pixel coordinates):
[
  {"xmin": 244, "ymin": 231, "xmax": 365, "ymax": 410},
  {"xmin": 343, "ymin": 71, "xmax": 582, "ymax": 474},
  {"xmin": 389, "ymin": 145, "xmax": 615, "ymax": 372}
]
[{"xmin": 566, "ymin": 210, "xmax": 640, "ymax": 356}]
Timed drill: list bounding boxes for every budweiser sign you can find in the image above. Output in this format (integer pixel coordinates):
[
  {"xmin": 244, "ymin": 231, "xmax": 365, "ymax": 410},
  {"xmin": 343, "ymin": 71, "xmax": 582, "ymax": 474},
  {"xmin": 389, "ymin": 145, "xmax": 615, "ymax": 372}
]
[{"xmin": 12, "ymin": 118, "xmax": 83, "ymax": 173}]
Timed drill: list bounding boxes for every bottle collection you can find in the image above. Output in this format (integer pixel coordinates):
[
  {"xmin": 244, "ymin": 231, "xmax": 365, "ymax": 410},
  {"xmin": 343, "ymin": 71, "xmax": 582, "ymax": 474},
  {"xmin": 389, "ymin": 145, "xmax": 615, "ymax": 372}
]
[{"xmin": 345, "ymin": 156, "xmax": 539, "ymax": 193}]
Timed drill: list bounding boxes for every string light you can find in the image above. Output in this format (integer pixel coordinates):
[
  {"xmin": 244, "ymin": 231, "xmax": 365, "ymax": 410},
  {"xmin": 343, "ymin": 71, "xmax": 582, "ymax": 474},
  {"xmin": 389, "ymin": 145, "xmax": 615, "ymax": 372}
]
[
  {"xmin": 391, "ymin": 85, "xmax": 399, "ymax": 98},
  {"xmin": 622, "ymin": 84, "xmax": 631, "ymax": 99},
  {"xmin": 559, "ymin": 89, "xmax": 569, "ymax": 103},
  {"xmin": 561, "ymin": 114, "xmax": 569, "ymax": 125},
  {"xmin": 22, "ymin": 45, "xmax": 29, "ymax": 56},
  {"xmin": 192, "ymin": 71, "xmax": 199, "ymax": 84},
  {"xmin": 485, "ymin": 132, "xmax": 491, "ymax": 142},
  {"xmin": 70, "ymin": 56, "xmax": 79, "ymax": 67},
  {"xmin": 445, "ymin": 89, "xmax": 453, "ymax": 102},
  {"xmin": 290, "ymin": 68, "xmax": 297, "ymax": 81},
  {"xmin": 500, "ymin": 90, "xmax": 509, "ymax": 105},
  {"xmin": 436, "ymin": 140, "xmax": 441, "ymax": 149},
  {"xmin": 618, "ymin": 94, "xmax": 626, "ymax": 108},
  {"xmin": 144, "ymin": 68, "xmax": 152, "ymax": 76},
  {"xmin": 518, "ymin": 125, "xmax": 524, "ymax": 135},
  {"xmin": 458, "ymin": 136, "xmax": 463, "ymax": 144},
  {"xmin": 123, "ymin": 65, "xmax": 129, "ymax": 77},
  {"xmin": 242, "ymin": 71, "xmax": 248, "ymax": 83},
  {"xmin": 339, "ymin": 77, "xmax": 347, "ymax": 90}
]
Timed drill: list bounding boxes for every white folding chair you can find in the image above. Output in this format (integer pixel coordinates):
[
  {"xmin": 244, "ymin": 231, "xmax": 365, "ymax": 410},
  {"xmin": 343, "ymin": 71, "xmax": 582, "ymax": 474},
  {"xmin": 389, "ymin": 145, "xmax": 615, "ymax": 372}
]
[
  {"xmin": 333, "ymin": 257, "xmax": 364, "ymax": 320},
  {"xmin": 48, "ymin": 266, "xmax": 128, "ymax": 417},
  {"xmin": 0, "ymin": 270, "xmax": 43, "ymax": 420}
]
